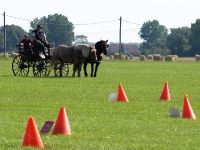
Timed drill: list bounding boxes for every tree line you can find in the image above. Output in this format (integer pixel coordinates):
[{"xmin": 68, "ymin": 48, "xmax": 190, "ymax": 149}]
[
  {"xmin": 1, "ymin": 13, "xmax": 200, "ymax": 57},
  {"xmin": 139, "ymin": 19, "xmax": 200, "ymax": 56}
]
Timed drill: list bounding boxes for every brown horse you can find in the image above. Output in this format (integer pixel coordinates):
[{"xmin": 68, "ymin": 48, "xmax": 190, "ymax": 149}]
[{"xmin": 50, "ymin": 44, "xmax": 97, "ymax": 77}]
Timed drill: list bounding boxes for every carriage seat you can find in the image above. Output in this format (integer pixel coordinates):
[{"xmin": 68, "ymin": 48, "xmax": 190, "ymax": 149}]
[{"xmin": 16, "ymin": 43, "xmax": 32, "ymax": 54}]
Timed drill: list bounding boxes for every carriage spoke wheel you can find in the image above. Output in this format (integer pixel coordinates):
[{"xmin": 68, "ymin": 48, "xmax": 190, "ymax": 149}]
[
  {"xmin": 12, "ymin": 55, "xmax": 29, "ymax": 76},
  {"xmin": 33, "ymin": 60, "xmax": 48, "ymax": 76},
  {"xmin": 55, "ymin": 63, "xmax": 69, "ymax": 77},
  {"xmin": 44, "ymin": 59, "xmax": 51, "ymax": 76}
]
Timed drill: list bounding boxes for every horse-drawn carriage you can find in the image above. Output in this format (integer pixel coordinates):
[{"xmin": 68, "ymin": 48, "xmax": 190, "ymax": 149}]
[
  {"xmin": 12, "ymin": 40, "xmax": 109, "ymax": 77},
  {"xmin": 11, "ymin": 43, "xmax": 69, "ymax": 77}
]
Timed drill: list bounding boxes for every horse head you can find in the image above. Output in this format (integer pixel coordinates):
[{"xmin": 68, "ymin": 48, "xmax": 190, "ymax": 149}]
[
  {"xmin": 100, "ymin": 40, "xmax": 109, "ymax": 55},
  {"xmin": 95, "ymin": 40, "xmax": 109, "ymax": 57}
]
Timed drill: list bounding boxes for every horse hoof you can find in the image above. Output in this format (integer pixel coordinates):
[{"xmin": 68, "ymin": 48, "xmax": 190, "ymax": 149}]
[{"xmin": 84, "ymin": 73, "xmax": 88, "ymax": 77}]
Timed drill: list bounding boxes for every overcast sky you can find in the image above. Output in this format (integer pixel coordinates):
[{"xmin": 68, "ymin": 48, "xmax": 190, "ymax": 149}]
[{"xmin": 0, "ymin": 0, "xmax": 200, "ymax": 43}]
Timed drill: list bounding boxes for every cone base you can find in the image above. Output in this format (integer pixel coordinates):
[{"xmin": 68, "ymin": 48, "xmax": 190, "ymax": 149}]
[
  {"xmin": 182, "ymin": 117, "xmax": 196, "ymax": 120},
  {"xmin": 23, "ymin": 143, "xmax": 44, "ymax": 148},
  {"xmin": 117, "ymin": 99, "xmax": 129, "ymax": 102},
  {"xmin": 160, "ymin": 98, "xmax": 170, "ymax": 101},
  {"xmin": 52, "ymin": 132, "xmax": 71, "ymax": 135}
]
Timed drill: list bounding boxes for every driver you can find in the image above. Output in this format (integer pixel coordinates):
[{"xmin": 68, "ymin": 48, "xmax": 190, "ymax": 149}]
[{"xmin": 31, "ymin": 25, "xmax": 49, "ymax": 58}]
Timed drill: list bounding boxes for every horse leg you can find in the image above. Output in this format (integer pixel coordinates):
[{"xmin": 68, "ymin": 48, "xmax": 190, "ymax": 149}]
[
  {"xmin": 90, "ymin": 62, "xmax": 94, "ymax": 77},
  {"xmin": 83, "ymin": 62, "xmax": 88, "ymax": 77},
  {"xmin": 54, "ymin": 64, "xmax": 57, "ymax": 77},
  {"xmin": 72, "ymin": 61, "xmax": 78, "ymax": 77},
  {"xmin": 60, "ymin": 62, "xmax": 63, "ymax": 77},
  {"xmin": 72, "ymin": 63, "xmax": 76, "ymax": 77},
  {"xmin": 72, "ymin": 72, "xmax": 75, "ymax": 77},
  {"xmin": 94, "ymin": 62, "xmax": 100, "ymax": 77},
  {"xmin": 78, "ymin": 62, "xmax": 83, "ymax": 77}
]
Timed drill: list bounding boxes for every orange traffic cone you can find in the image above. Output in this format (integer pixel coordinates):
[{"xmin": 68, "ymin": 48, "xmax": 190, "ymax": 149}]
[
  {"xmin": 159, "ymin": 81, "xmax": 170, "ymax": 101},
  {"xmin": 117, "ymin": 83, "xmax": 129, "ymax": 102},
  {"xmin": 22, "ymin": 117, "xmax": 44, "ymax": 148},
  {"xmin": 52, "ymin": 107, "xmax": 71, "ymax": 135},
  {"xmin": 182, "ymin": 95, "xmax": 196, "ymax": 119}
]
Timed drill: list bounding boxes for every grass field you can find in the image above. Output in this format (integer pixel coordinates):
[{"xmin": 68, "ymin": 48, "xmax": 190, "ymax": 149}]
[{"xmin": 1, "ymin": 57, "xmax": 200, "ymax": 150}]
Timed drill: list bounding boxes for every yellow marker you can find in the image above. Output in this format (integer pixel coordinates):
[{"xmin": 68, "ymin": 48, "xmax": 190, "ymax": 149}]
[{"xmin": 184, "ymin": 94, "xmax": 188, "ymax": 98}]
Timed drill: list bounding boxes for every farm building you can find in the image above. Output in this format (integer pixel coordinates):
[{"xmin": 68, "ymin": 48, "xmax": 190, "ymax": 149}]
[{"xmin": 108, "ymin": 43, "xmax": 140, "ymax": 56}]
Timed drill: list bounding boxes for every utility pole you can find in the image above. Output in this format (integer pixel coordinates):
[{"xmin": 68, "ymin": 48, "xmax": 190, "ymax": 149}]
[
  {"xmin": 4, "ymin": 12, "xmax": 6, "ymax": 56},
  {"xmin": 119, "ymin": 16, "xmax": 122, "ymax": 59}
]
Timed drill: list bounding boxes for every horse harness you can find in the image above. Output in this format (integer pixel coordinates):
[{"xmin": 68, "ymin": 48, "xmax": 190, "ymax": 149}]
[{"xmin": 73, "ymin": 45, "xmax": 94, "ymax": 58}]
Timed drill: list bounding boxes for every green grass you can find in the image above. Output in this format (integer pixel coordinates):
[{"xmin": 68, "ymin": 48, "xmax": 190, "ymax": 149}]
[{"xmin": 1, "ymin": 57, "xmax": 200, "ymax": 150}]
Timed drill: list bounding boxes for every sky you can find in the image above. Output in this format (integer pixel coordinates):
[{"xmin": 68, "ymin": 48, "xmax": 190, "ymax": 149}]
[{"xmin": 0, "ymin": 0, "xmax": 200, "ymax": 43}]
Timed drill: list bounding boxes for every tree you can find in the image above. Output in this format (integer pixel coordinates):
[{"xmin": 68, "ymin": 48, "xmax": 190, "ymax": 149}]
[
  {"xmin": 88, "ymin": 42, "xmax": 95, "ymax": 46},
  {"xmin": 75, "ymin": 35, "xmax": 88, "ymax": 44},
  {"xmin": 0, "ymin": 32, "xmax": 3, "ymax": 52},
  {"xmin": 0, "ymin": 25, "xmax": 26, "ymax": 53},
  {"xmin": 189, "ymin": 19, "xmax": 200, "ymax": 56},
  {"xmin": 138, "ymin": 20, "xmax": 169, "ymax": 55},
  {"xmin": 30, "ymin": 13, "xmax": 74, "ymax": 45},
  {"xmin": 166, "ymin": 27, "xmax": 191, "ymax": 56}
]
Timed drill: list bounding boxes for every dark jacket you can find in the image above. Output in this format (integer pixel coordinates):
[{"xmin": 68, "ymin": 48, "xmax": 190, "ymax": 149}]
[{"xmin": 32, "ymin": 30, "xmax": 45, "ymax": 42}]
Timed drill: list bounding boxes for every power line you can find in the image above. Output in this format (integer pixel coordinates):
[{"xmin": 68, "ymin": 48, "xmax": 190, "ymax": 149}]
[
  {"xmin": 122, "ymin": 20, "xmax": 141, "ymax": 25},
  {"xmin": 74, "ymin": 19, "xmax": 119, "ymax": 25},
  {"xmin": 122, "ymin": 29, "xmax": 140, "ymax": 31},
  {"xmin": 122, "ymin": 19, "xmax": 195, "ymax": 29},
  {"xmin": 4, "ymin": 14, "xmax": 197, "ymax": 29},
  {"xmin": 85, "ymin": 34, "xmax": 137, "ymax": 38},
  {"xmin": 5, "ymin": 14, "xmax": 31, "ymax": 22},
  {"xmin": 76, "ymin": 28, "xmax": 140, "ymax": 35},
  {"xmin": 78, "ymin": 30, "xmax": 140, "ymax": 36},
  {"xmin": 4, "ymin": 14, "xmax": 200, "ymax": 35},
  {"xmin": 5, "ymin": 14, "xmax": 119, "ymax": 26}
]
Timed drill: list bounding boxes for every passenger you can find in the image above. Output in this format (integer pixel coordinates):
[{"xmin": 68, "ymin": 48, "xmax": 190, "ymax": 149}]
[
  {"xmin": 18, "ymin": 34, "xmax": 32, "ymax": 53},
  {"xmin": 31, "ymin": 25, "xmax": 49, "ymax": 58}
]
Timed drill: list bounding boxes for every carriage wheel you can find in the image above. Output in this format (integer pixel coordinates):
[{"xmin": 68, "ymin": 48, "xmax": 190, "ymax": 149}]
[
  {"xmin": 33, "ymin": 60, "xmax": 48, "ymax": 76},
  {"xmin": 55, "ymin": 63, "xmax": 69, "ymax": 76},
  {"xmin": 44, "ymin": 59, "xmax": 51, "ymax": 76},
  {"xmin": 12, "ymin": 55, "xmax": 29, "ymax": 76}
]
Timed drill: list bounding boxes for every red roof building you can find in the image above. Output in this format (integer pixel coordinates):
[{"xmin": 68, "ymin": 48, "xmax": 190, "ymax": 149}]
[{"xmin": 109, "ymin": 43, "xmax": 140, "ymax": 56}]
